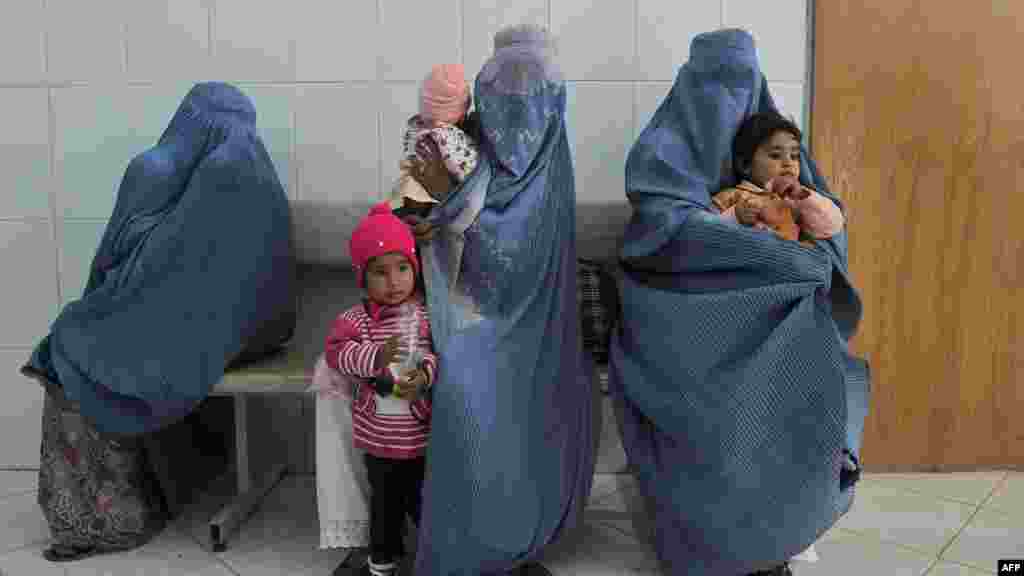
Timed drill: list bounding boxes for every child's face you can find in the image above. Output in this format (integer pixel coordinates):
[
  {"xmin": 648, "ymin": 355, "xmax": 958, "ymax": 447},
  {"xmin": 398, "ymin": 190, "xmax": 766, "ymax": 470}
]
[
  {"xmin": 749, "ymin": 130, "xmax": 801, "ymax": 187},
  {"xmin": 364, "ymin": 252, "xmax": 416, "ymax": 306}
]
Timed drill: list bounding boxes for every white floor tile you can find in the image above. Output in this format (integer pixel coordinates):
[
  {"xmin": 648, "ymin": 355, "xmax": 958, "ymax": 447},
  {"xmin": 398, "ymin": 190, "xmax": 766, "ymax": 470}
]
[
  {"xmin": 0, "ymin": 543, "xmax": 67, "ymax": 576},
  {"xmin": 925, "ymin": 560, "xmax": 995, "ymax": 575},
  {"xmin": 588, "ymin": 473, "xmax": 631, "ymax": 507},
  {"xmin": 0, "ymin": 471, "xmax": 37, "ymax": 500},
  {"xmin": 833, "ymin": 481, "xmax": 975, "ymax": 555},
  {"xmin": 984, "ymin": 472, "xmax": 1024, "ymax": 516},
  {"xmin": 539, "ymin": 520, "xmax": 659, "ymax": 576},
  {"xmin": 940, "ymin": 507, "xmax": 1024, "ymax": 572},
  {"xmin": 536, "ymin": 523, "xmax": 602, "ymax": 575},
  {"xmin": 588, "ymin": 475, "xmax": 657, "ymax": 545},
  {"xmin": 862, "ymin": 472, "xmax": 1007, "ymax": 506},
  {"xmin": 594, "ymin": 398, "xmax": 628, "ymax": 474},
  {"xmin": 3, "ymin": 471, "xmax": 1019, "ymax": 575},
  {"xmin": 166, "ymin": 470, "xmax": 236, "ymax": 546},
  {"xmin": 216, "ymin": 475, "xmax": 349, "ymax": 575},
  {"xmin": 0, "ymin": 491, "xmax": 49, "ymax": 555},
  {"xmin": 788, "ymin": 532, "xmax": 934, "ymax": 576},
  {"xmin": 569, "ymin": 522, "xmax": 660, "ymax": 575},
  {"xmin": 64, "ymin": 528, "xmax": 236, "ymax": 576},
  {"xmin": 588, "ymin": 474, "xmax": 637, "ymax": 513}
]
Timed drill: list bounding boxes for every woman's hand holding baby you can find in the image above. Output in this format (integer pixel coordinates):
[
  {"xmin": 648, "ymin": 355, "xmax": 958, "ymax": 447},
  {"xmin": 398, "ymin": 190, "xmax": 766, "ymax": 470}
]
[
  {"xmin": 404, "ymin": 217, "xmax": 438, "ymax": 243},
  {"xmin": 412, "ymin": 137, "xmax": 453, "ymax": 201}
]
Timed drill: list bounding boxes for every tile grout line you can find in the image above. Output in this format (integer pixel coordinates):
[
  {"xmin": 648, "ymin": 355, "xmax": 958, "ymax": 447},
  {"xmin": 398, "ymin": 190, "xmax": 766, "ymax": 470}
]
[
  {"xmin": 0, "ymin": 489, "xmax": 38, "ymax": 503},
  {"xmin": 588, "ymin": 478, "xmax": 636, "ymax": 510},
  {"xmin": 41, "ymin": 0, "xmax": 63, "ymax": 309},
  {"xmin": 458, "ymin": 0, "xmax": 464, "ymax": 69},
  {"xmin": 208, "ymin": 0, "xmax": 216, "ymax": 63},
  {"xmin": 375, "ymin": 0, "xmax": 384, "ymax": 200},
  {"xmin": 820, "ymin": 524, "xmax": 954, "ymax": 561},
  {"xmin": 931, "ymin": 469, "xmax": 1013, "ymax": 564},
  {"xmin": 588, "ymin": 515, "xmax": 638, "ymax": 541},
  {"xmin": 860, "ymin": 475, "xmax": 1009, "ymax": 508},
  {"xmin": 934, "ymin": 503, "xmax": 984, "ymax": 564},
  {"xmin": 576, "ymin": 519, "xmax": 659, "ymax": 571},
  {"xmin": 631, "ymin": 0, "xmax": 639, "ymax": 137},
  {"xmin": 0, "ymin": 537, "xmax": 51, "ymax": 561},
  {"xmin": 119, "ymin": 13, "xmax": 128, "ymax": 79},
  {"xmin": 209, "ymin": 546, "xmax": 243, "ymax": 576},
  {"xmin": 840, "ymin": 475, "xmax": 1015, "ymax": 562}
]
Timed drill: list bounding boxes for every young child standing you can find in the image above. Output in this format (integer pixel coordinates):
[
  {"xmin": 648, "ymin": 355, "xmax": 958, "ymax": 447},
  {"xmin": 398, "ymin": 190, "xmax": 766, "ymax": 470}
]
[
  {"xmin": 713, "ymin": 112, "xmax": 845, "ymax": 246},
  {"xmin": 390, "ymin": 63, "xmax": 479, "ymax": 219},
  {"xmin": 324, "ymin": 202, "xmax": 437, "ymax": 576}
]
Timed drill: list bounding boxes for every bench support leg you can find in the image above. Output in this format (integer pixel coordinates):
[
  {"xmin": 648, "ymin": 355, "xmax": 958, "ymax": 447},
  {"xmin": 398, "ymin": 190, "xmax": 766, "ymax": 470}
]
[{"xmin": 208, "ymin": 395, "xmax": 290, "ymax": 552}]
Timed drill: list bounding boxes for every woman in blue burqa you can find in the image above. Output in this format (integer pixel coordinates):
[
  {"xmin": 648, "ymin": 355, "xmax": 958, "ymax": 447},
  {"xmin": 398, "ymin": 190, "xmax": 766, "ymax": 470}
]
[
  {"xmin": 408, "ymin": 24, "xmax": 597, "ymax": 576},
  {"xmin": 609, "ymin": 29, "xmax": 870, "ymax": 575},
  {"xmin": 20, "ymin": 82, "xmax": 295, "ymax": 563}
]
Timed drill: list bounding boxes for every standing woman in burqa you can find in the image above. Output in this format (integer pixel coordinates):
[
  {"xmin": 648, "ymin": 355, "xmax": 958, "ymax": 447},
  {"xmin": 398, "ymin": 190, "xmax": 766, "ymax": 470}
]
[
  {"xmin": 408, "ymin": 24, "xmax": 598, "ymax": 576},
  {"xmin": 609, "ymin": 29, "xmax": 870, "ymax": 575}
]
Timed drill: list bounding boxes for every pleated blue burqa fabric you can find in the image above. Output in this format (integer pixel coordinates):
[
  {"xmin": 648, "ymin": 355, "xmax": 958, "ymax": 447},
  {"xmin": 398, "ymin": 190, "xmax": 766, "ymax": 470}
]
[
  {"xmin": 23, "ymin": 82, "xmax": 296, "ymax": 437},
  {"xmin": 609, "ymin": 29, "xmax": 871, "ymax": 574},
  {"xmin": 415, "ymin": 26, "xmax": 597, "ymax": 576}
]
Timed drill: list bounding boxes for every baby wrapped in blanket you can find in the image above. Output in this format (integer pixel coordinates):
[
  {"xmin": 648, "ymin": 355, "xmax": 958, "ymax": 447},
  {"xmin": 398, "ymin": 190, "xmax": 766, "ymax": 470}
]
[
  {"xmin": 714, "ymin": 112, "xmax": 844, "ymax": 246},
  {"xmin": 390, "ymin": 64, "xmax": 479, "ymax": 220}
]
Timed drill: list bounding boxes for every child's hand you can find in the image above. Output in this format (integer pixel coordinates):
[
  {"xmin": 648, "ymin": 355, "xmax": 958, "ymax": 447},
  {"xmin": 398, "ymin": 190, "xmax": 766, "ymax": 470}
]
[
  {"xmin": 769, "ymin": 175, "xmax": 810, "ymax": 200},
  {"xmin": 373, "ymin": 336, "xmax": 402, "ymax": 373},
  {"xmin": 394, "ymin": 367, "xmax": 427, "ymax": 399},
  {"xmin": 760, "ymin": 199, "xmax": 801, "ymax": 242},
  {"xmin": 735, "ymin": 196, "xmax": 766, "ymax": 227}
]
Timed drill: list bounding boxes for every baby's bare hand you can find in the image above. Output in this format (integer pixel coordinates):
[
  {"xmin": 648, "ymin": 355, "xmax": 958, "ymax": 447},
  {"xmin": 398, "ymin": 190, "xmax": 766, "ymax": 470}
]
[
  {"xmin": 735, "ymin": 197, "xmax": 764, "ymax": 226},
  {"xmin": 769, "ymin": 175, "xmax": 808, "ymax": 200}
]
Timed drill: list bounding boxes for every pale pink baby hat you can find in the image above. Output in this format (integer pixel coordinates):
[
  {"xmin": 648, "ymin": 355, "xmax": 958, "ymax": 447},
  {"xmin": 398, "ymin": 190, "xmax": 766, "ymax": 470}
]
[{"xmin": 420, "ymin": 63, "xmax": 470, "ymax": 124}]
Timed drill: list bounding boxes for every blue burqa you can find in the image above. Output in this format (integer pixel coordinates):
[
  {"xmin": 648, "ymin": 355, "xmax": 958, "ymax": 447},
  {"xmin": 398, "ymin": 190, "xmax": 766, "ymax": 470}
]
[
  {"xmin": 609, "ymin": 30, "xmax": 870, "ymax": 574},
  {"xmin": 23, "ymin": 82, "xmax": 296, "ymax": 437},
  {"xmin": 415, "ymin": 41, "xmax": 596, "ymax": 575}
]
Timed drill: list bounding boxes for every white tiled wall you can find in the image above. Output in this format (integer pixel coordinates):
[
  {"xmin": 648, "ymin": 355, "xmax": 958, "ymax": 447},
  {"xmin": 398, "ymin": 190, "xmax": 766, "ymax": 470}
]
[{"xmin": 0, "ymin": 0, "xmax": 809, "ymax": 466}]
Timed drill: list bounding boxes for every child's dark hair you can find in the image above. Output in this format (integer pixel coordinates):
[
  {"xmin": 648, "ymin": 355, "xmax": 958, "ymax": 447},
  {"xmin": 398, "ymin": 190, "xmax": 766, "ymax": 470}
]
[{"xmin": 732, "ymin": 112, "xmax": 803, "ymax": 180}]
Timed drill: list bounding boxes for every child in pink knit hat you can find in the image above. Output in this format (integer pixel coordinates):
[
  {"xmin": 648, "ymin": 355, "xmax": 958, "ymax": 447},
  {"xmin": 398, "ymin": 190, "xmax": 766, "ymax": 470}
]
[
  {"xmin": 390, "ymin": 63, "xmax": 479, "ymax": 216},
  {"xmin": 324, "ymin": 202, "xmax": 438, "ymax": 576}
]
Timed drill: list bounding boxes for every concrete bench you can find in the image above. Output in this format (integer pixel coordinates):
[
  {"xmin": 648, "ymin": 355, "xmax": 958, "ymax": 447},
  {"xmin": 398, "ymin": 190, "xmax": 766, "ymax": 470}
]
[{"xmin": 204, "ymin": 262, "xmax": 622, "ymax": 552}]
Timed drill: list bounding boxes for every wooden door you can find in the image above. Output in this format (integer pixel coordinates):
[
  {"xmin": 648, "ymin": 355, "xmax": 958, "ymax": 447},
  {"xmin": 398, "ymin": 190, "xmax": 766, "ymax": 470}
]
[{"xmin": 811, "ymin": 1, "xmax": 1023, "ymax": 470}]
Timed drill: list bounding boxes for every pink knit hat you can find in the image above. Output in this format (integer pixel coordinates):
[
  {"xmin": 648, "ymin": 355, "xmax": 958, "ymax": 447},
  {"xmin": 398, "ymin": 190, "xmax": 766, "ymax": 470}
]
[
  {"xmin": 420, "ymin": 64, "xmax": 470, "ymax": 124},
  {"xmin": 349, "ymin": 202, "xmax": 418, "ymax": 287}
]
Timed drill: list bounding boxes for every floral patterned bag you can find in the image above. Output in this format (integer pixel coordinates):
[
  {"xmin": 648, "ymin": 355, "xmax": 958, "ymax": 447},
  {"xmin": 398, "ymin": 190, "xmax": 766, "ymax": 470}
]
[{"xmin": 36, "ymin": 391, "xmax": 166, "ymax": 561}]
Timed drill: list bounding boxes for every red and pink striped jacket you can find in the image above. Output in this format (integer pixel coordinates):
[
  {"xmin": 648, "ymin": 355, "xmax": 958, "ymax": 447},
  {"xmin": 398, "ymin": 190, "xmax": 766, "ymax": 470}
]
[{"xmin": 324, "ymin": 296, "xmax": 437, "ymax": 460}]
